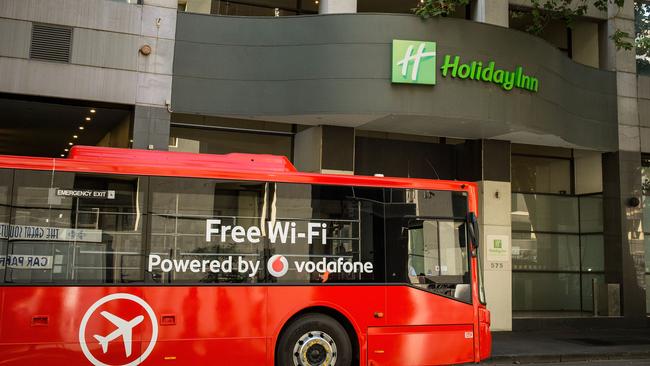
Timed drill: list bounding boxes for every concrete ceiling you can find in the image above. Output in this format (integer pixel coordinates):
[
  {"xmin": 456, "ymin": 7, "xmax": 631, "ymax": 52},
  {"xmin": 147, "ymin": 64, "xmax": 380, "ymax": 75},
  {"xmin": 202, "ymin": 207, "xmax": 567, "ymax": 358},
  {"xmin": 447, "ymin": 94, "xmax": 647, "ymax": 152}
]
[{"xmin": 0, "ymin": 96, "xmax": 131, "ymax": 157}]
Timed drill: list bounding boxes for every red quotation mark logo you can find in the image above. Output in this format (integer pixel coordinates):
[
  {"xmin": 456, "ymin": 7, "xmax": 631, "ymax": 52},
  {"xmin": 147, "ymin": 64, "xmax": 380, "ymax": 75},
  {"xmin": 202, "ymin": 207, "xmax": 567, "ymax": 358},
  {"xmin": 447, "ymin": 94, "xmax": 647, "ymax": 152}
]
[{"xmin": 267, "ymin": 255, "xmax": 289, "ymax": 277}]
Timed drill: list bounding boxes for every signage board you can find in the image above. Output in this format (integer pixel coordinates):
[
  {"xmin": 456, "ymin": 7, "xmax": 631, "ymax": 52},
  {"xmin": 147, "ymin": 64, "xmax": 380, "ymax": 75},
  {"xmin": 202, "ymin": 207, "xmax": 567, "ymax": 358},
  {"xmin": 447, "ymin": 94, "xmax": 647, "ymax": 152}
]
[{"xmin": 392, "ymin": 39, "xmax": 539, "ymax": 92}]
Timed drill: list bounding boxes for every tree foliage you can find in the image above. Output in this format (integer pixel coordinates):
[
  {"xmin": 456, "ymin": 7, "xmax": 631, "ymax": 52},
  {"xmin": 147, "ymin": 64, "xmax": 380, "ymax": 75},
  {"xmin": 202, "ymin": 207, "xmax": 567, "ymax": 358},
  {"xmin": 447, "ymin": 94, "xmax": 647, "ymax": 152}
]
[
  {"xmin": 637, "ymin": 1, "xmax": 650, "ymax": 73},
  {"xmin": 413, "ymin": 0, "xmax": 470, "ymax": 18},
  {"xmin": 413, "ymin": 0, "xmax": 646, "ymax": 55}
]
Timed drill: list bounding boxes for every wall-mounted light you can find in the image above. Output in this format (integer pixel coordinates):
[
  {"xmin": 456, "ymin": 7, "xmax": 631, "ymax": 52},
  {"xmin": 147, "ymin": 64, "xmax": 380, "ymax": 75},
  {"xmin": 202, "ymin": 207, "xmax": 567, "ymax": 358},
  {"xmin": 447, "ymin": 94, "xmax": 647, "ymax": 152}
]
[
  {"xmin": 139, "ymin": 44, "xmax": 152, "ymax": 56},
  {"xmin": 628, "ymin": 197, "xmax": 641, "ymax": 208}
]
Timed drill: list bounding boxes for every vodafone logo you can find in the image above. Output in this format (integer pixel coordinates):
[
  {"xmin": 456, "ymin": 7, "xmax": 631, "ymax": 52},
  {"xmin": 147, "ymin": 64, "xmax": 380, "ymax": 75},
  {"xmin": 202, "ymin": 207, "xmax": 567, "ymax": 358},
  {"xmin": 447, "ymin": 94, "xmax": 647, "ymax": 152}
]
[
  {"xmin": 267, "ymin": 254, "xmax": 289, "ymax": 277},
  {"xmin": 79, "ymin": 293, "xmax": 158, "ymax": 366}
]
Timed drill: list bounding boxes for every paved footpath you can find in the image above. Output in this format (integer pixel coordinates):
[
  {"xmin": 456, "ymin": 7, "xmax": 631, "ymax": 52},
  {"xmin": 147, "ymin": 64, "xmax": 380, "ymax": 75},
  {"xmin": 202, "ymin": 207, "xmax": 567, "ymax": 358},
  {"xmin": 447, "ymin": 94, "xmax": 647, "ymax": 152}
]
[{"xmin": 482, "ymin": 328, "xmax": 650, "ymax": 365}]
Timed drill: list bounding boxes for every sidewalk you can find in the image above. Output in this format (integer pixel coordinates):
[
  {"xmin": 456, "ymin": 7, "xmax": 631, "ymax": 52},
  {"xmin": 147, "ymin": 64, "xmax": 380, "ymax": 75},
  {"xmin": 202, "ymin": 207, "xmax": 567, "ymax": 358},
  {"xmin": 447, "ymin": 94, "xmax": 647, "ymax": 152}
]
[{"xmin": 482, "ymin": 328, "xmax": 650, "ymax": 364}]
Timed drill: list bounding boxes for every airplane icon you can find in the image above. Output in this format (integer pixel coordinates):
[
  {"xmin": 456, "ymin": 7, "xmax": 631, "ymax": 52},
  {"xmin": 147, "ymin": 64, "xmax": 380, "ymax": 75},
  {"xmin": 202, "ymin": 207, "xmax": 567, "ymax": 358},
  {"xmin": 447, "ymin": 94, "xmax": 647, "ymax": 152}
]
[{"xmin": 93, "ymin": 311, "xmax": 144, "ymax": 357}]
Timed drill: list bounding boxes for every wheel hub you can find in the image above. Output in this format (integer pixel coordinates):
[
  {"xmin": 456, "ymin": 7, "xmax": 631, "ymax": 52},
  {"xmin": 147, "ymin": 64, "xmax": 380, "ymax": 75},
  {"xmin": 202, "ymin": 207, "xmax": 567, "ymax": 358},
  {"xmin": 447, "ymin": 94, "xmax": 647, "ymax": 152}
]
[{"xmin": 292, "ymin": 331, "xmax": 338, "ymax": 366}]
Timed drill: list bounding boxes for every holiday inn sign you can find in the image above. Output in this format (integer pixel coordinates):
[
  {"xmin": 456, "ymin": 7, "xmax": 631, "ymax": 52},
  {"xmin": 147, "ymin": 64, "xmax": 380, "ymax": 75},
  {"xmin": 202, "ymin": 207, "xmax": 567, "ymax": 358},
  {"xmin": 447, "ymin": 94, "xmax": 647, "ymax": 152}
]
[{"xmin": 392, "ymin": 39, "xmax": 539, "ymax": 92}]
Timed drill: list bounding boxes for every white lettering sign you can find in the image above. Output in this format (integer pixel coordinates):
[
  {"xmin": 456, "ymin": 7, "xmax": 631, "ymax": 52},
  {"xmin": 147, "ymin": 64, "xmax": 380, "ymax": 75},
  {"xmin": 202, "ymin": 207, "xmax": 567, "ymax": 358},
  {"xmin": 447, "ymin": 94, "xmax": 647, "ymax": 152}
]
[
  {"xmin": 486, "ymin": 234, "xmax": 510, "ymax": 263},
  {"xmin": 205, "ymin": 219, "xmax": 327, "ymax": 245},
  {"xmin": 0, "ymin": 255, "xmax": 53, "ymax": 269},
  {"xmin": 0, "ymin": 223, "xmax": 102, "ymax": 243},
  {"xmin": 55, "ymin": 188, "xmax": 116, "ymax": 199},
  {"xmin": 148, "ymin": 254, "xmax": 373, "ymax": 278}
]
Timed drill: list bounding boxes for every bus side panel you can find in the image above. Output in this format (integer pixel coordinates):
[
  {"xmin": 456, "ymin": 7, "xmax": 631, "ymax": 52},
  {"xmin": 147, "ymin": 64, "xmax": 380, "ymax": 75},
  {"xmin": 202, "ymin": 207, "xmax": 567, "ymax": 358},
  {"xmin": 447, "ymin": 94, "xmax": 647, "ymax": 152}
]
[
  {"xmin": 266, "ymin": 286, "xmax": 387, "ymax": 366},
  {"xmin": 367, "ymin": 325, "xmax": 475, "ymax": 366},
  {"xmin": 385, "ymin": 286, "xmax": 474, "ymax": 326},
  {"xmin": 0, "ymin": 287, "xmax": 145, "ymax": 366},
  {"xmin": 383, "ymin": 287, "xmax": 476, "ymax": 365},
  {"xmin": 141, "ymin": 286, "xmax": 267, "ymax": 365}
]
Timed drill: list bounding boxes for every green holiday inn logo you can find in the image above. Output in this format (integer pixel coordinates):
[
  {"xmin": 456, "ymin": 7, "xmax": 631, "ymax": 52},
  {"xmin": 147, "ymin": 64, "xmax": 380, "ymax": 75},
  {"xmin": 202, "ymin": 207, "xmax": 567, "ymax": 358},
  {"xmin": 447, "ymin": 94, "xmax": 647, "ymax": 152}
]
[
  {"xmin": 392, "ymin": 39, "xmax": 539, "ymax": 92},
  {"xmin": 392, "ymin": 40, "xmax": 437, "ymax": 85}
]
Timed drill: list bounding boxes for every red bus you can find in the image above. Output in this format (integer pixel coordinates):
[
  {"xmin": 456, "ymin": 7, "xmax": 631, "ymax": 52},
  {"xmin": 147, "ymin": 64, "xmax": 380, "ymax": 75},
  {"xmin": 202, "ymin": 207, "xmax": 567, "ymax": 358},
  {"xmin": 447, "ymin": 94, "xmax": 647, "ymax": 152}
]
[{"xmin": 0, "ymin": 146, "xmax": 491, "ymax": 366}]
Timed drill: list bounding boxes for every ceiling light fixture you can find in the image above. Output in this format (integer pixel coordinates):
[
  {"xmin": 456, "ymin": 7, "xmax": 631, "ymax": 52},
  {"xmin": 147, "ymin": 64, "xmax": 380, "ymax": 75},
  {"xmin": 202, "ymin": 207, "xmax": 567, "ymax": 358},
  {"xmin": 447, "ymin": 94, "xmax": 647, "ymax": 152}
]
[
  {"xmin": 69, "ymin": 142, "xmax": 73, "ymax": 146},
  {"xmin": 64, "ymin": 148, "xmax": 69, "ymax": 152},
  {"xmin": 73, "ymin": 135, "xmax": 78, "ymax": 139},
  {"xmin": 85, "ymin": 117, "xmax": 91, "ymax": 121},
  {"xmin": 90, "ymin": 109, "xmax": 96, "ymax": 113},
  {"xmin": 79, "ymin": 126, "xmax": 84, "ymax": 130},
  {"xmin": 60, "ymin": 154, "xmax": 65, "ymax": 157}
]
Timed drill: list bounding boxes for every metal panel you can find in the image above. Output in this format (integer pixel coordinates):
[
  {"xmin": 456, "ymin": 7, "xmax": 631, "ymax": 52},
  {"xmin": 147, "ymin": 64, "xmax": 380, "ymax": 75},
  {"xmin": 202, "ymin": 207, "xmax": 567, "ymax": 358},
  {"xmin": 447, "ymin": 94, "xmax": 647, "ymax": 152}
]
[
  {"xmin": 172, "ymin": 13, "xmax": 618, "ymax": 151},
  {"xmin": 0, "ymin": 57, "xmax": 138, "ymax": 104},
  {"xmin": 71, "ymin": 28, "xmax": 138, "ymax": 70},
  {"xmin": 29, "ymin": 23, "xmax": 72, "ymax": 63},
  {"xmin": 0, "ymin": 18, "xmax": 31, "ymax": 59},
  {"xmin": 0, "ymin": 0, "xmax": 142, "ymax": 35}
]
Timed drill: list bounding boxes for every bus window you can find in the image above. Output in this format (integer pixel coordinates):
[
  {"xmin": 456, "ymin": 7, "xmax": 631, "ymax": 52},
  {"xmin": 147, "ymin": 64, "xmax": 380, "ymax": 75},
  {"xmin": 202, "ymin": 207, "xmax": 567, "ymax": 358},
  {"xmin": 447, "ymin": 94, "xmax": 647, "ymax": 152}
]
[
  {"xmin": 406, "ymin": 220, "xmax": 470, "ymax": 302},
  {"xmin": 4, "ymin": 170, "xmax": 145, "ymax": 284},
  {"xmin": 0, "ymin": 169, "xmax": 12, "ymax": 283},
  {"xmin": 270, "ymin": 183, "xmax": 384, "ymax": 283},
  {"xmin": 385, "ymin": 189, "xmax": 472, "ymax": 303},
  {"xmin": 147, "ymin": 177, "xmax": 267, "ymax": 284}
]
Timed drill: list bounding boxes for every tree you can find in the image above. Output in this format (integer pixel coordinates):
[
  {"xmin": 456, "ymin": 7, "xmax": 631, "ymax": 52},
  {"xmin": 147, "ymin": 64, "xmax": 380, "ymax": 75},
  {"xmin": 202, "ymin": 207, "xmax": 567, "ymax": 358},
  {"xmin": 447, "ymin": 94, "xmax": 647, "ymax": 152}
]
[
  {"xmin": 413, "ymin": 0, "xmax": 640, "ymax": 52},
  {"xmin": 637, "ymin": 1, "xmax": 650, "ymax": 73}
]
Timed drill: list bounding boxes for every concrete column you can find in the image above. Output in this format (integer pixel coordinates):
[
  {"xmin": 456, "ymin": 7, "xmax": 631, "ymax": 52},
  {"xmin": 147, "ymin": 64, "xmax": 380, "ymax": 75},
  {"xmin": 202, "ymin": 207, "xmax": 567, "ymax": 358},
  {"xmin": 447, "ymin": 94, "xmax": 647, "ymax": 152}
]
[
  {"xmin": 293, "ymin": 125, "xmax": 354, "ymax": 174},
  {"xmin": 471, "ymin": 0, "xmax": 508, "ymax": 27},
  {"xmin": 600, "ymin": 1, "xmax": 647, "ymax": 322},
  {"xmin": 131, "ymin": 0, "xmax": 176, "ymax": 150},
  {"xmin": 458, "ymin": 139, "xmax": 512, "ymax": 331},
  {"xmin": 319, "ymin": 0, "xmax": 357, "ymax": 14},
  {"xmin": 131, "ymin": 105, "xmax": 171, "ymax": 151}
]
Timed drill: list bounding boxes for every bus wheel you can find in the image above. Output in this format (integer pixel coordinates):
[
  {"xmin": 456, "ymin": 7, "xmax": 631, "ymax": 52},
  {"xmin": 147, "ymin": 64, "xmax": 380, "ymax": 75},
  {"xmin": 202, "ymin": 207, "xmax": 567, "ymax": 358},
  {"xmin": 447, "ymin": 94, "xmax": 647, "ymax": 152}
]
[{"xmin": 276, "ymin": 313, "xmax": 352, "ymax": 366}]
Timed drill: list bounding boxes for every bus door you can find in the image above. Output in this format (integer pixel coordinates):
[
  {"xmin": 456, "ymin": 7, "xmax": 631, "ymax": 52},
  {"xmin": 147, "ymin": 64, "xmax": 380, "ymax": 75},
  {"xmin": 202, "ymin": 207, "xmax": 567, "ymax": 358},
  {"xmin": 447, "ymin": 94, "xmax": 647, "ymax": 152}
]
[{"xmin": 368, "ymin": 189, "xmax": 475, "ymax": 365}]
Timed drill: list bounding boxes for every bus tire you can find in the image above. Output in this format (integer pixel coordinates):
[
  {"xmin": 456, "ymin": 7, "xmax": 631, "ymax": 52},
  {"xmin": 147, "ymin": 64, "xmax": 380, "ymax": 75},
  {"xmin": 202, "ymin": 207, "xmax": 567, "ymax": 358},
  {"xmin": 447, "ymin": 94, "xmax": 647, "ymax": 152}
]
[{"xmin": 276, "ymin": 313, "xmax": 353, "ymax": 366}]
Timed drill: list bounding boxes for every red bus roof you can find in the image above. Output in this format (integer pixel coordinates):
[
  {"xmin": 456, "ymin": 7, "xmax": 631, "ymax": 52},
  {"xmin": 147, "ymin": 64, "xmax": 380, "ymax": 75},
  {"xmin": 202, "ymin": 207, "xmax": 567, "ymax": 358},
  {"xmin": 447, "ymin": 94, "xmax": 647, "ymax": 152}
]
[{"xmin": 0, "ymin": 146, "xmax": 477, "ymax": 212}]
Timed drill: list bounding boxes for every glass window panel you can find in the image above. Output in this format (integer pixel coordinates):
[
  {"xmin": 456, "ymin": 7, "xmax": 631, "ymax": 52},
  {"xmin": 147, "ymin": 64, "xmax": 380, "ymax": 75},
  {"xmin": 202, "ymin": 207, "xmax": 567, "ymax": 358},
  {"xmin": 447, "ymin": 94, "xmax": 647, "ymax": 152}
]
[
  {"xmin": 645, "ymin": 235, "xmax": 650, "ymax": 273},
  {"xmin": 511, "ymin": 193, "xmax": 579, "ymax": 233},
  {"xmin": 581, "ymin": 273, "xmax": 605, "ymax": 312},
  {"xmin": 0, "ymin": 169, "xmax": 12, "ymax": 283},
  {"xmin": 581, "ymin": 235, "xmax": 604, "ymax": 272},
  {"xmin": 148, "ymin": 177, "xmax": 267, "ymax": 284},
  {"xmin": 512, "ymin": 272, "xmax": 581, "ymax": 311},
  {"xmin": 579, "ymin": 195, "xmax": 603, "ymax": 233},
  {"xmin": 512, "ymin": 232, "xmax": 580, "ymax": 271},
  {"xmin": 271, "ymin": 183, "xmax": 380, "ymax": 284},
  {"xmin": 511, "ymin": 156, "xmax": 571, "ymax": 194},
  {"xmin": 170, "ymin": 127, "xmax": 293, "ymax": 157},
  {"xmin": 384, "ymin": 189, "xmax": 471, "ymax": 302},
  {"xmin": 5, "ymin": 170, "xmax": 145, "ymax": 284},
  {"xmin": 647, "ymin": 275, "xmax": 650, "ymax": 314},
  {"xmin": 643, "ymin": 196, "xmax": 650, "ymax": 237}
]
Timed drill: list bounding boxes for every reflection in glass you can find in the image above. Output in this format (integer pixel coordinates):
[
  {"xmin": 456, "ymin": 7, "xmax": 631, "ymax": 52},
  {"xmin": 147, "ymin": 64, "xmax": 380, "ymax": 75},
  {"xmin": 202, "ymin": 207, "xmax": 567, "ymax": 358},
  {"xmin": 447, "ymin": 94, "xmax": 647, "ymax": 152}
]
[
  {"xmin": 579, "ymin": 195, "xmax": 603, "ymax": 233},
  {"xmin": 512, "ymin": 193, "xmax": 579, "ymax": 233},
  {"xmin": 512, "ymin": 232, "xmax": 579, "ymax": 271},
  {"xmin": 148, "ymin": 177, "xmax": 266, "ymax": 284},
  {"xmin": 513, "ymin": 272, "xmax": 581, "ymax": 311},
  {"xmin": 5, "ymin": 170, "xmax": 144, "ymax": 284},
  {"xmin": 581, "ymin": 235, "xmax": 604, "ymax": 272},
  {"xmin": 511, "ymin": 155, "xmax": 571, "ymax": 194}
]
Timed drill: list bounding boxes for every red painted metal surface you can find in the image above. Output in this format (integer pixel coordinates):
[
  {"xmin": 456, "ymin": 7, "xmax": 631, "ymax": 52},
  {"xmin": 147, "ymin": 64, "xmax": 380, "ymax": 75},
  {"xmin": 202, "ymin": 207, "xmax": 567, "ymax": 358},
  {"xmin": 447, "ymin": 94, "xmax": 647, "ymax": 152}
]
[{"xmin": 0, "ymin": 147, "xmax": 490, "ymax": 365}]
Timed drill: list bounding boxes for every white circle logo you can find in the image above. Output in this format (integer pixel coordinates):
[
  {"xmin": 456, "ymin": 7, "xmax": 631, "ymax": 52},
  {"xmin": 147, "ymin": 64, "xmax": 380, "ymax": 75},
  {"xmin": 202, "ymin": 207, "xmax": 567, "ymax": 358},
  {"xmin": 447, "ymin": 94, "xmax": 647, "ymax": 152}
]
[
  {"xmin": 267, "ymin": 254, "xmax": 289, "ymax": 277},
  {"xmin": 79, "ymin": 293, "xmax": 158, "ymax": 366}
]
